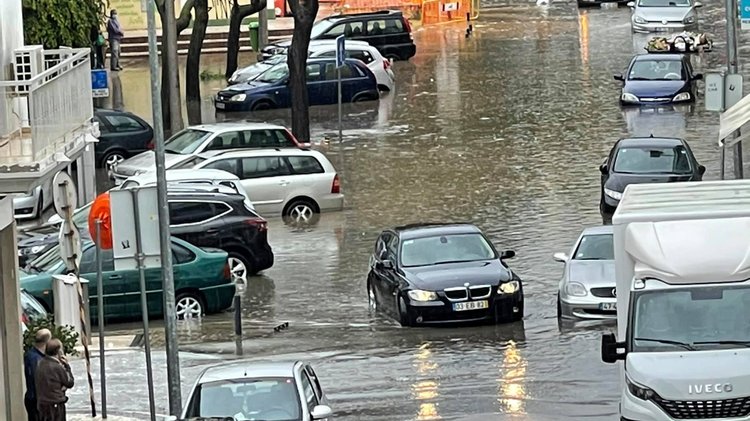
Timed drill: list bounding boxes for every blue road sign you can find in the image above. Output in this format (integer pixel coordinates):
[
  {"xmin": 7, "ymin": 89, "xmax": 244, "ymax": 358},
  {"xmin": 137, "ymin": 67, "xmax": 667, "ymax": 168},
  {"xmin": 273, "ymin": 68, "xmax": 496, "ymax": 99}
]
[
  {"xmin": 91, "ymin": 69, "xmax": 109, "ymax": 98},
  {"xmin": 335, "ymin": 35, "xmax": 346, "ymax": 68},
  {"xmin": 742, "ymin": 0, "xmax": 750, "ymax": 29}
]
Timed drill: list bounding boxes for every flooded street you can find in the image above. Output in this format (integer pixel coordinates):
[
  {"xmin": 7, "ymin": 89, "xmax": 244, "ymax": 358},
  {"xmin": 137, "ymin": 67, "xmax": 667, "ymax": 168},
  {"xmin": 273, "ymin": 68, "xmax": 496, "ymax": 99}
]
[{"xmin": 70, "ymin": 0, "xmax": 750, "ymax": 419}]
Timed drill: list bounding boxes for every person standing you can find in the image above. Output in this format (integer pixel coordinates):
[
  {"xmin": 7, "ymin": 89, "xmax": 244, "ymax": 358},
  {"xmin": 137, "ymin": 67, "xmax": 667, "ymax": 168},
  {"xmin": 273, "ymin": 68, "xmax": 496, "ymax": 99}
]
[
  {"xmin": 35, "ymin": 339, "xmax": 74, "ymax": 421},
  {"xmin": 90, "ymin": 25, "xmax": 105, "ymax": 69},
  {"xmin": 107, "ymin": 9, "xmax": 124, "ymax": 71},
  {"xmin": 24, "ymin": 328, "xmax": 51, "ymax": 421}
]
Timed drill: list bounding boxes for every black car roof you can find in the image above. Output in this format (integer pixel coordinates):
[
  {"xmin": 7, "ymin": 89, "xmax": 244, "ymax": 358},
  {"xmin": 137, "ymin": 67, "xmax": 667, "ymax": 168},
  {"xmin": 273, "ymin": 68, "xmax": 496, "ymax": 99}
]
[
  {"xmin": 324, "ymin": 10, "xmax": 402, "ymax": 21},
  {"xmin": 393, "ymin": 223, "xmax": 482, "ymax": 240},
  {"xmin": 617, "ymin": 136, "xmax": 687, "ymax": 149}
]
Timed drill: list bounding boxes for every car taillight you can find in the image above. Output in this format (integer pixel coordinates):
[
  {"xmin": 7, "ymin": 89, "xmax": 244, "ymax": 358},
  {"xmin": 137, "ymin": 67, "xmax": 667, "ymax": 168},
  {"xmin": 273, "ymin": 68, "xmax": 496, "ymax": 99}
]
[
  {"xmin": 403, "ymin": 17, "xmax": 413, "ymax": 34},
  {"xmin": 246, "ymin": 217, "xmax": 268, "ymax": 232},
  {"xmin": 331, "ymin": 174, "xmax": 340, "ymax": 194},
  {"xmin": 383, "ymin": 59, "xmax": 391, "ymax": 71},
  {"xmin": 21, "ymin": 313, "xmax": 29, "ymax": 325},
  {"xmin": 147, "ymin": 139, "xmax": 155, "ymax": 150},
  {"xmin": 223, "ymin": 262, "xmax": 231, "ymax": 280}
]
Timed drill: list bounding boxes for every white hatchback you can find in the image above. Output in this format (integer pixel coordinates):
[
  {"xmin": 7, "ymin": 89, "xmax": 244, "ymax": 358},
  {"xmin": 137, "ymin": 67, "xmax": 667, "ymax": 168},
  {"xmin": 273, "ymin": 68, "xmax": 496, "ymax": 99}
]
[{"xmin": 191, "ymin": 148, "xmax": 343, "ymax": 221}]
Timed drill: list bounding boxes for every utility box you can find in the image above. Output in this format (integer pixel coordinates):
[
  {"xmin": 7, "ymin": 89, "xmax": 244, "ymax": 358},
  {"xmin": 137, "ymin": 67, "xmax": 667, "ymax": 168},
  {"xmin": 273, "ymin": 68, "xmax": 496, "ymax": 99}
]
[{"xmin": 52, "ymin": 274, "xmax": 90, "ymax": 346}]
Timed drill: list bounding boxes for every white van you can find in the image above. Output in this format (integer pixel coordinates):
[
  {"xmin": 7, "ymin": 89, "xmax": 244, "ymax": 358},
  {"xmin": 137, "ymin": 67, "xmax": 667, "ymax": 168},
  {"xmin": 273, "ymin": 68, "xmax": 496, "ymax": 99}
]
[{"xmin": 602, "ymin": 179, "xmax": 750, "ymax": 421}]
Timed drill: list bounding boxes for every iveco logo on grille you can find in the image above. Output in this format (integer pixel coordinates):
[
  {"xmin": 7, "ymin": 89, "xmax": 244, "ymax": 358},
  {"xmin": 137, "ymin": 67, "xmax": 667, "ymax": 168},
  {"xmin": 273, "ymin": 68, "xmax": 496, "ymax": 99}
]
[{"xmin": 688, "ymin": 383, "xmax": 733, "ymax": 394}]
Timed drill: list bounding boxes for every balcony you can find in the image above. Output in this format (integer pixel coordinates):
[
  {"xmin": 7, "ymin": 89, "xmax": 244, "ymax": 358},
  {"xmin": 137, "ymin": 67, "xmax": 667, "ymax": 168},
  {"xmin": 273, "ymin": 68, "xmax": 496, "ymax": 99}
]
[{"xmin": 0, "ymin": 47, "xmax": 98, "ymax": 193}]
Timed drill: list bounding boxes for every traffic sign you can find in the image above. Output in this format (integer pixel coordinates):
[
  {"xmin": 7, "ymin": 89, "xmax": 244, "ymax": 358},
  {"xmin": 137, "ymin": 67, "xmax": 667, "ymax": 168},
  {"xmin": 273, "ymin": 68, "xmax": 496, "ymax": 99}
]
[
  {"xmin": 91, "ymin": 69, "xmax": 109, "ymax": 98},
  {"xmin": 59, "ymin": 220, "xmax": 82, "ymax": 272},
  {"xmin": 53, "ymin": 171, "xmax": 78, "ymax": 219},
  {"xmin": 742, "ymin": 0, "xmax": 750, "ymax": 29},
  {"xmin": 705, "ymin": 73, "xmax": 724, "ymax": 112},
  {"xmin": 335, "ymin": 35, "xmax": 346, "ymax": 68},
  {"xmin": 110, "ymin": 187, "xmax": 162, "ymax": 271}
]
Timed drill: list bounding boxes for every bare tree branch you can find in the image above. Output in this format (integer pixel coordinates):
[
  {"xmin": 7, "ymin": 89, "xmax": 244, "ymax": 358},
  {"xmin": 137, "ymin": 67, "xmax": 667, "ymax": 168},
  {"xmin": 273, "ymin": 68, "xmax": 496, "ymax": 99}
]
[
  {"xmin": 176, "ymin": 0, "xmax": 195, "ymax": 34},
  {"xmin": 225, "ymin": 0, "xmax": 265, "ymax": 78}
]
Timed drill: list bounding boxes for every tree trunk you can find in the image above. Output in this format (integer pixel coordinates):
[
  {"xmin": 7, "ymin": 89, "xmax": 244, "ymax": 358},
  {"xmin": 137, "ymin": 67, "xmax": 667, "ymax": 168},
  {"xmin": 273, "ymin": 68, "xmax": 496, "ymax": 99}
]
[
  {"xmin": 226, "ymin": 0, "xmax": 266, "ymax": 79},
  {"xmin": 287, "ymin": 0, "xmax": 319, "ymax": 144},
  {"xmin": 156, "ymin": 0, "xmax": 194, "ymax": 136},
  {"xmin": 186, "ymin": 0, "xmax": 208, "ymax": 103}
]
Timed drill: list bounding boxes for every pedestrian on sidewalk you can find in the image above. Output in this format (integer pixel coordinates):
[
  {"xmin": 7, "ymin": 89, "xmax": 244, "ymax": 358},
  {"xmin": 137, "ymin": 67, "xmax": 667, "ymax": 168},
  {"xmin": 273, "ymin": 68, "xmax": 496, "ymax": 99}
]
[
  {"xmin": 107, "ymin": 9, "xmax": 124, "ymax": 71},
  {"xmin": 24, "ymin": 328, "xmax": 51, "ymax": 421},
  {"xmin": 90, "ymin": 25, "xmax": 106, "ymax": 69},
  {"xmin": 35, "ymin": 338, "xmax": 74, "ymax": 421}
]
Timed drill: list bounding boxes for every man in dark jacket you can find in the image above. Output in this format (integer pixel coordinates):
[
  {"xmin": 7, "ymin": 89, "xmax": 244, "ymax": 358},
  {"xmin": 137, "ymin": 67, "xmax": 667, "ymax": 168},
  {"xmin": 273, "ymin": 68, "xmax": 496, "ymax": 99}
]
[
  {"xmin": 35, "ymin": 339, "xmax": 74, "ymax": 421},
  {"xmin": 24, "ymin": 328, "xmax": 51, "ymax": 421},
  {"xmin": 106, "ymin": 9, "xmax": 124, "ymax": 71}
]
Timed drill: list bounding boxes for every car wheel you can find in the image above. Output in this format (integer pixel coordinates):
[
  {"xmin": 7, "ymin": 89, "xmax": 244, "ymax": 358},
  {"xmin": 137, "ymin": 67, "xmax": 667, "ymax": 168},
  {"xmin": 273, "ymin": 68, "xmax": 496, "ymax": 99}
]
[
  {"xmin": 252, "ymin": 101, "xmax": 273, "ymax": 111},
  {"xmin": 36, "ymin": 190, "xmax": 44, "ymax": 219},
  {"xmin": 175, "ymin": 292, "xmax": 204, "ymax": 320},
  {"xmin": 397, "ymin": 296, "xmax": 412, "ymax": 327},
  {"xmin": 283, "ymin": 199, "xmax": 318, "ymax": 223},
  {"xmin": 385, "ymin": 53, "xmax": 401, "ymax": 61},
  {"xmin": 557, "ymin": 293, "xmax": 562, "ymax": 318},
  {"xmin": 228, "ymin": 252, "xmax": 253, "ymax": 283},
  {"xmin": 368, "ymin": 282, "xmax": 377, "ymax": 312},
  {"xmin": 102, "ymin": 150, "xmax": 126, "ymax": 169}
]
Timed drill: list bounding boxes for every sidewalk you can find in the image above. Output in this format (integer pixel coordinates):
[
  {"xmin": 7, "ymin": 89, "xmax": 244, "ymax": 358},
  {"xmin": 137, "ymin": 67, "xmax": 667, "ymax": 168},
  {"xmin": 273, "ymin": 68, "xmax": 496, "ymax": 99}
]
[{"xmin": 73, "ymin": 334, "xmax": 140, "ymax": 357}]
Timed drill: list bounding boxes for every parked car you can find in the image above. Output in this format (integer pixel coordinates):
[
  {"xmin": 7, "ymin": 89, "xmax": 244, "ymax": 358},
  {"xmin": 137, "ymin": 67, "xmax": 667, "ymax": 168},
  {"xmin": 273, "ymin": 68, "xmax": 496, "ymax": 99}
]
[
  {"xmin": 21, "ymin": 236, "xmax": 235, "ymax": 322},
  {"xmin": 93, "ymin": 108, "xmax": 154, "ymax": 168},
  {"xmin": 261, "ymin": 10, "xmax": 416, "ymax": 61},
  {"xmin": 554, "ymin": 225, "xmax": 616, "ymax": 320},
  {"xmin": 21, "ymin": 289, "xmax": 48, "ymax": 333},
  {"xmin": 599, "ymin": 136, "xmax": 704, "ymax": 219},
  {"xmin": 367, "ymin": 223, "xmax": 523, "ymax": 326},
  {"xmin": 232, "ymin": 39, "xmax": 396, "ymax": 92},
  {"xmin": 190, "ymin": 148, "xmax": 344, "ymax": 221},
  {"xmin": 0, "ymin": 179, "xmax": 54, "ymax": 220},
  {"xmin": 111, "ymin": 123, "xmax": 306, "ymax": 184},
  {"xmin": 215, "ymin": 57, "xmax": 380, "ymax": 112},
  {"xmin": 181, "ymin": 361, "xmax": 332, "ymax": 420},
  {"xmin": 615, "ymin": 54, "xmax": 702, "ymax": 106},
  {"xmin": 627, "ymin": 0, "xmax": 702, "ymax": 33}
]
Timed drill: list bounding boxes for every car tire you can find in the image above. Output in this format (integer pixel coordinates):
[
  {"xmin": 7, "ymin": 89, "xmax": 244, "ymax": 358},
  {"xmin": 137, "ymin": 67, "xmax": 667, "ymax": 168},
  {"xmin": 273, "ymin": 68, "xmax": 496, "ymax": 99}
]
[
  {"xmin": 101, "ymin": 150, "xmax": 127, "ymax": 169},
  {"xmin": 397, "ymin": 296, "xmax": 412, "ymax": 327},
  {"xmin": 557, "ymin": 293, "xmax": 562, "ymax": 319},
  {"xmin": 251, "ymin": 100, "xmax": 273, "ymax": 111},
  {"xmin": 175, "ymin": 291, "xmax": 205, "ymax": 320},
  {"xmin": 228, "ymin": 251, "xmax": 254, "ymax": 283},
  {"xmin": 283, "ymin": 198, "xmax": 318, "ymax": 223}
]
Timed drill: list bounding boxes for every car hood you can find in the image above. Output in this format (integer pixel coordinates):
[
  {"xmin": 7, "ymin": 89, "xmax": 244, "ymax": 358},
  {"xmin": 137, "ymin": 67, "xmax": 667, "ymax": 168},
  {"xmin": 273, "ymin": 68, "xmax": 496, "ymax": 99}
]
[
  {"xmin": 116, "ymin": 151, "xmax": 189, "ymax": 175},
  {"xmin": 605, "ymin": 172, "xmax": 694, "ymax": 192},
  {"xmin": 220, "ymin": 80, "xmax": 275, "ymax": 94},
  {"xmin": 636, "ymin": 6, "xmax": 692, "ymax": 21},
  {"xmin": 627, "ymin": 349, "xmax": 750, "ymax": 400},
  {"xmin": 568, "ymin": 260, "xmax": 615, "ymax": 288},
  {"xmin": 231, "ymin": 62, "xmax": 274, "ymax": 82},
  {"xmin": 623, "ymin": 80, "xmax": 687, "ymax": 98},
  {"xmin": 401, "ymin": 260, "xmax": 513, "ymax": 290}
]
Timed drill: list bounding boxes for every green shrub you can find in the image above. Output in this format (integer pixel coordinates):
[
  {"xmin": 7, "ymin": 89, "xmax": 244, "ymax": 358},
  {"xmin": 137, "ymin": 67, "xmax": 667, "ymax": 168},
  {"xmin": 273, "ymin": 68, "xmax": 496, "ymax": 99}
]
[{"xmin": 23, "ymin": 315, "xmax": 79, "ymax": 357}]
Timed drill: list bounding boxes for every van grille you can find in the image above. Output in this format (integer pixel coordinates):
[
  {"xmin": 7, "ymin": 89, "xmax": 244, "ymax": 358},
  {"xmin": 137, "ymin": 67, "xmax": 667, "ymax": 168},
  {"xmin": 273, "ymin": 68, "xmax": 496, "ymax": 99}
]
[{"xmin": 653, "ymin": 395, "xmax": 750, "ymax": 419}]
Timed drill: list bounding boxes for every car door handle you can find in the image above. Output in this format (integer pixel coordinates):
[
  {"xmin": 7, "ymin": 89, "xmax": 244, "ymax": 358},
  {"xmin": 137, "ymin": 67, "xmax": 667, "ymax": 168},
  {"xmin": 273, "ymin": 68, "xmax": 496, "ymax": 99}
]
[
  {"xmin": 109, "ymin": 274, "xmax": 122, "ymax": 280},
  {"xmin": 206, "ymin": 228, "xmax": 218, "ymax": 234},
  {"xmin": 279, "ymin": 180, "xmax": 289, "ymax": 186}
]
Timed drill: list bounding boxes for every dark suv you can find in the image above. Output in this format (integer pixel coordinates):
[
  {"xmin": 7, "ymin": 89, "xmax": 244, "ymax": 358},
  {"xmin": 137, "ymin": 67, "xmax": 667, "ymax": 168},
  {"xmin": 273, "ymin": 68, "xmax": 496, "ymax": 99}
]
[{"xmin": 261, "ymin": 10, "xmax": 416, "ymax": 61}]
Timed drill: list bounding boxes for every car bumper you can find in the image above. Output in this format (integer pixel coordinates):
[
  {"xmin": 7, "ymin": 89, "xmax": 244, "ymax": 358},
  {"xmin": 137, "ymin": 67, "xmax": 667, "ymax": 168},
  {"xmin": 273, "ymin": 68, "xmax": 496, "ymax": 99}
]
[
  {"xmin": 202, "ymin": 282, "xmax": 237, "ymax": 314},
  {"xmin": 404, "ymin": 292, "xmax": 523, "ymax": 325},
  {"xmin": 214, "ymin": 98, "xmax": 251, "ymax": 112},
  {"xmin": 12, "ymin": 194, "xmax": 40, "ymax": 219},
  {"xmin": 632, "ymin": 21, "xmax": 697, "ymax": 33},
  {"xmin": 318, "ymin": 194, "xmax": 344, "ymax": 213},
  {"xmin": 601, "ymin": 195, "xmax": 619, "ymax": 216},
  {"xmin": 559, "ymin": 295, "xmax": 616, "ymax": 320}
]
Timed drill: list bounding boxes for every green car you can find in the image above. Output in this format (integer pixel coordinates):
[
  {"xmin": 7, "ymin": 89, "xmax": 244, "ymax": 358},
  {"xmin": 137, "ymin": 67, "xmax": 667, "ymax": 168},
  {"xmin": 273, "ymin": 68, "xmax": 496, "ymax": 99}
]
[{"xmin": 21, "ymin": 237, "xmax": 235, "ymax": 323}]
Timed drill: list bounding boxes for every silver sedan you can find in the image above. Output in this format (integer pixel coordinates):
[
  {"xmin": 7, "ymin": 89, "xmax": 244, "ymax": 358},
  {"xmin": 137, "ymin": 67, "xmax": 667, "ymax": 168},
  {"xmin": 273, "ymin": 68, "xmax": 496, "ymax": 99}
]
[
  {"xmin": 627, "ymin": 0, "xmax": 702, "ymax": 33},
  {"xmin": 554, "ymin": 225, "xmax": 616, "ymax": 320}
]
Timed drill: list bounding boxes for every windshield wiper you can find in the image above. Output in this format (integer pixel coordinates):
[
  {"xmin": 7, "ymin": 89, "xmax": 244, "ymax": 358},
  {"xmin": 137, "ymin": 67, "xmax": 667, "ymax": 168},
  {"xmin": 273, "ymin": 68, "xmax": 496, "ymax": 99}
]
[
  {"xmin": 693, "ymin": 340, "xmax": 750, "ymax": 347},
  {"xmin": 634, "ymin": 337, "xmax": 696, "ymax": 351},
  {"xmin": 628, "ymin": 77, "xmax": 654, "ymax": 81},
  {"xmin": 431, "ymin": 259, "xmax": 475, "ymax": 265}
]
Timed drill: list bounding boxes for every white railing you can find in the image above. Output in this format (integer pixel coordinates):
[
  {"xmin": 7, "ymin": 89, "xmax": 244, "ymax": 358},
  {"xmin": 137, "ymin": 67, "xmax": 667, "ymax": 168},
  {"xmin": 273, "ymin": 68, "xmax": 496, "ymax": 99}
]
[{"xmin": 0, "ymin": 48, "xmax": 93, "ymax": 167}]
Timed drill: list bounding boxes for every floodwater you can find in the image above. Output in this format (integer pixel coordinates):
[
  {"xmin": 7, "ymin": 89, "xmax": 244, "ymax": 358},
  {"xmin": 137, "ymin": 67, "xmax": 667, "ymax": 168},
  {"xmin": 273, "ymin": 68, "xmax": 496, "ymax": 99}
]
[{"xmin": 69, "ymin": 0, "xmax": 750, "ymax": 419}]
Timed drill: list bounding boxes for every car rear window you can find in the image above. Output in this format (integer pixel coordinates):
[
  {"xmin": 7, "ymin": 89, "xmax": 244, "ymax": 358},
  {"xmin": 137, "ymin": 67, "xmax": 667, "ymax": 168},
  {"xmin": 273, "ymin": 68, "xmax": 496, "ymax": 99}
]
[
  {"xmin": 286, "ymin": 156, "xmax": 324, "ymax": 174},
  {"xmin": 368, "ymin": 19, "xmax": 405, "ymax": 34}
]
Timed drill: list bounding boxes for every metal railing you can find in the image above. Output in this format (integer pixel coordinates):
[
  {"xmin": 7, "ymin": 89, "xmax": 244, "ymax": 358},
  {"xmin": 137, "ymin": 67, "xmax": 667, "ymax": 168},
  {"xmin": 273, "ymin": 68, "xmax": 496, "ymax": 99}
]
[{"xmin": 0, "ymin": 48, "xmax": 93, "ymax": 169}]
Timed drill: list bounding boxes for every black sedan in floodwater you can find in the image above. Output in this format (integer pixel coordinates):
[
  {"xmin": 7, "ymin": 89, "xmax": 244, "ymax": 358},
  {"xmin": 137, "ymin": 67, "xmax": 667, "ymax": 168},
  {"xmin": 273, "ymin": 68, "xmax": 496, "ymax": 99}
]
[{"xmin": 367, "ymin": 223, "xmax": 523, "ymax": 327}]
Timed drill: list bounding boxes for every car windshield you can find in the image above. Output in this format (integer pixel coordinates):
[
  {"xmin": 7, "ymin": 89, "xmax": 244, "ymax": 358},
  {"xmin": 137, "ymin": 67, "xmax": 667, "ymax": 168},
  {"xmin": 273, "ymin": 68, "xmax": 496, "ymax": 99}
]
[
  {"xmin": 257, "ymin": 63, "xmax": 289, "ymax": 83},
  {"xmin": 638, "ymin": 0, "xmax": 691, "ymax": 6},
  {"xmin": 21, "ymin": 291, "xmax": 47, "ymax": 319},
  {"xmin": 573, "ymin": 234, "xmax": 613, "ymax": 260},
  {"xmin": 310, "ymin": 19, "xmax": 336, "ymax": 38},
  {"xmin": 27, "ymin": 243, "xmax": 62, "ymax": 273},
  {"xmin": 613, "ymin": 146, "xmax": 692, "ymax": 174},
  {"xmin": 191, "ymin": 377, "xmax": 301, "ymax": 420},
  {"xmin": 164, "ymin": 129, "xmax": 212, "ymax": 154},
  {"xmin": 632, "ymin": 284, "xmax": 750, "ymax": 352},
  {"xmin": 400, "ymin": 233, "xmax": 496, "ymax": 267},
  {"xmin": 629, "ymin": 60, "xmax": 685, "ymax": 81}
]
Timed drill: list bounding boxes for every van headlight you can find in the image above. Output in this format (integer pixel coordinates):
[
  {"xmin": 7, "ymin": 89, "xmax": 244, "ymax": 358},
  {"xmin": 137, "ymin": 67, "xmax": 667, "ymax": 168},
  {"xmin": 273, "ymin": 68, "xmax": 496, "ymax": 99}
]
[
  {"xmin": 498, "ymin": 281, "xmax": 519, "ymax": 294},
  {"xmin": 564, "ymin": 282, "xmax": 587, "ymax": 297},
  {"xmin": 626, "ymin": 376, "xmax": 656, "ymax": 400},
  {"xmin": 230, "ymin": 93, "xmax": 247, "ymax": 102},
  {"xmin": 634, "ymin": 15, "xmax": 647, "ymax": 24},
  {"xmin": 408, "ymin": 290, "xmax": 438, "ymax": 301},
  {"xmin": 621, "ymin": 93, "xmax": 639, "ymax": 103},
  {"xmin": 673, "ymin": 92, "xmax": 691, "ymax": 102},
  {"xmin": 604, "ymin": 188, "xmax": 623, "ymax": 200},
  {"xmin": 683, "ymin": 15, "xmax": 696, "ymax": 24}
]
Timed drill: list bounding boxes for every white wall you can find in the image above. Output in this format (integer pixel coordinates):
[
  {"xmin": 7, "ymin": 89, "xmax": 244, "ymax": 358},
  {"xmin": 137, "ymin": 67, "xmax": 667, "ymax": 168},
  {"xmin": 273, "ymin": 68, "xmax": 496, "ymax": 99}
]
[{"xmin": 0, "ymin": 0, "xmax": 24, "ymax": 137}]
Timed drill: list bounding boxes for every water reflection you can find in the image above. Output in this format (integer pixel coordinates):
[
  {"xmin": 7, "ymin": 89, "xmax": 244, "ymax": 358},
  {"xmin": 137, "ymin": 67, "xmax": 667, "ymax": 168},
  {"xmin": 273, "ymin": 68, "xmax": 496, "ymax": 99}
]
[
  {"xmin": 110, "ymin": 72, "xmax": 124, "ymax": 111},
  {"xmin": 498, "ymin": 340, "xmax": 527, "ymax": 416},
  {"xmin": 412, "ymin": 342, "xmax": 441, "ymax": 420},
  {"xmin": 621, "ymin": 104, "xmax": 690, "ymax": 137}
]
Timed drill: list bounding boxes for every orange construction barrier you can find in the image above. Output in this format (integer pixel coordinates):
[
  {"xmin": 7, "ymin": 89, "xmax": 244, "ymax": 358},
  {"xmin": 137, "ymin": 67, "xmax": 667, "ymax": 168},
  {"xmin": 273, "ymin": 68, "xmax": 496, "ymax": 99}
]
[
  {"xmin": 335, "ymin": 0, "xmax": 474, "ymax": 25},
  {"xmin": 422, "ymin": 0, "xmax": 472, "ymax": 25}
]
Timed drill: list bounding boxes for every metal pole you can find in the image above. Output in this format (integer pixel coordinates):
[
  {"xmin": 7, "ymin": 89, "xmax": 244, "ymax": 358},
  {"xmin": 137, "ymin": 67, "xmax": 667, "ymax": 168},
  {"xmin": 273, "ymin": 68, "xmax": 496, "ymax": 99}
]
[
  {"xmin": 95, "ymin": 220, "xmax": 107, "ymax": 419},
  {"xmin": 146, "ymin": 0, "xmax": 182, "ymax": 414},
  {"xmin": 164, "ymin": 0, "xmax": 183, "ymax": 134},
  {"xmin": 726, "ymin": 0, "xmax": 744, "ymax": 178},
  {"xmin": 721, "ymin": 144, "xmax": 726, "ymax": 180},
  {"xmin": 258, "ymin": 5, "xmax": 269, "ymax": 50},
  {"xmin": 132, "ymin": 190, "xmax": 157, "ymax": 421},
  {"xmin": 234, "ymin": 294, "xmax": 243, "ymax": 356},
  {"xmin": 337, "ymin": 67, "xmax": 342, "ymax": 143}
]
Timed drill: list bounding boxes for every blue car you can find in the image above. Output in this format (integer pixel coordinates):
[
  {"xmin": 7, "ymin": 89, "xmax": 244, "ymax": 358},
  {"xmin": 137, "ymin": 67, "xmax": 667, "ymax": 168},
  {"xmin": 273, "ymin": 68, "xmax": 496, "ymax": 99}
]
[
  {"xmin": 215, "ymin": 57, "xmax": 380, "ymax": 112},
  {"xmin": 614, "ymin": 54, "xmax": 702, "ymax": 106}
]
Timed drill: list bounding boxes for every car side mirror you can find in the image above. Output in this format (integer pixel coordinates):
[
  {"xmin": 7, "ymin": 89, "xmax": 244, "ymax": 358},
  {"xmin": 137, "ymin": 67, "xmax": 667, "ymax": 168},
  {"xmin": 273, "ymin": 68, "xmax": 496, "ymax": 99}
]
[
  {"xmin": 698, "ymin": 164, "xmax": 706, "ymax": 175},
  {"xmin": 694, "ymin": 1, "xmax": 703, "ymax": 6},
  {"xmin": 600, "ymin": 163, "xmax": 609, "ymax": 174},
  {"xmin": 626, "ymin": 1, "xmax": 635, "ymax": 6},
  {"xmin": 601, "ymin": 332, "xmax": 626, "ymax": 364},
  {"xmin": 311, "ymin": 404, "xmax": 333, "ymax": 420},
  {"xmin": 693, "ymin": 73, "xmax": 703, "ymax": 81},
  {"xmin": 613, "ymin": 73, "xmax": 624, "ymax": 81},
  {"xmin": 500, "ymin": 250, "xmax": 516, "ymax": 259},
  {"xmin": 553, "ymin": 252, "xmax": 568, "ymax": 262}
]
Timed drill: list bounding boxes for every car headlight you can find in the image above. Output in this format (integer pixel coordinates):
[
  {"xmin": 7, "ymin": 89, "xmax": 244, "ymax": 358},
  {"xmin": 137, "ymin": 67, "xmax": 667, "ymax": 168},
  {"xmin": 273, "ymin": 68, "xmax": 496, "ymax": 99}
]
[
  {"xmin": 230, "ymin": 93, "xmax": 247, "ymax": 102},
  {"xmin": 29, "ymin": 245, "xmax": 46, "ymax": 254},
  {"xmin": 683, "ymin": 15, "xmax": 696, "ymax": 24},
  {"xmin": 621, "ymin": 93, "xmax": 639, "ymax": 103},
  {"xmin": 634, "ymin": 15, "xmax": 647, "ymax": 24},
  {"xmin": 498, "ymin": 281, "xmax": 520, "ymax": 294},
  {"xmin": 408, "ymin": 290, "xmax": 438, "ymax": 301},
  {"xmin": 564, "ymin": 282, "xmax": 587, "ymax": 297},
  {"xmin": 673, "ymin": 92, "xmax": 691, "ymax": 102},
  {"xmin": 604, "ymin": 188, "xmax": 623, "ymax": 200},
  {"xmin": 626, "ymin": 376, "xmax": 656, "ymax": 400}
]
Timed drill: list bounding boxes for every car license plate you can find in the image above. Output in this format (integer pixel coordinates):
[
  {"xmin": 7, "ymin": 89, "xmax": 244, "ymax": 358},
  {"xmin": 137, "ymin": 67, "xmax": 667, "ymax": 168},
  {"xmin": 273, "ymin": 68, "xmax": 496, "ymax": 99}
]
[
  {"xmin": 453, "ymin": 300, "xmax": 489, "ymax": 312},
  {"xmin": 216, "ymin": 102, "xmax": 226, "ymax": 109},
  {"xmin": 600, "ymin": 302, "xmax": 617, "ymax": 311}
]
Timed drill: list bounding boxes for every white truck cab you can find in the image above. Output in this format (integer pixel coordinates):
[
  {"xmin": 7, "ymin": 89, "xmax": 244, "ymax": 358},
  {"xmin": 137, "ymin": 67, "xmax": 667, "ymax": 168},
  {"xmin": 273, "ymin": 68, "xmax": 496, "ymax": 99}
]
[{"xmin": 602, "ymin": 179, "xmax": 750, "ymax": 421}]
